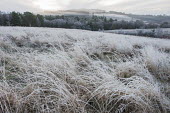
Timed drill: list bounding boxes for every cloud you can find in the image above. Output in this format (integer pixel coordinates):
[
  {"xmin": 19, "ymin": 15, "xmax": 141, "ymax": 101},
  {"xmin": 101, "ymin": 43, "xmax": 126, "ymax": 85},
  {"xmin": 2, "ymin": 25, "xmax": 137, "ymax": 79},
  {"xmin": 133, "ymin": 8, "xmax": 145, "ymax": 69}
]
[
  {"xmin": 0, "ymin": 0, "xmax": 169, "ymax": 15},
  {"xmin": 0, "ymin": 0, "xmax": 39, "ymax": 12},
  {"xmin": 33, "ymin": 0, "xmax": 73, "ymax": 10},
  {"xmin": 103, "ymin": 0, "xmax": 170, "ymax": 15},
  {"xmin": 65, "ymin": 0, "xmax": 100, "ymax": 9}
]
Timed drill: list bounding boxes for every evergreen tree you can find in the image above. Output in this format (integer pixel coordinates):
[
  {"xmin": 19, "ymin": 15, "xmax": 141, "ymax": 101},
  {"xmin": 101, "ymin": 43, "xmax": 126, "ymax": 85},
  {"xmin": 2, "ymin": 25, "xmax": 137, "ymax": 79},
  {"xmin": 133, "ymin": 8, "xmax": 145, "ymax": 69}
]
[
  {"xmin": 0, "ymin": 12, "xmax": 3, "ymax": 25},
  {"xmin": 104, "ymin": 17, "xmax": 107, "ymax": 22},
  {"xmin": 23, "ymin": 12, "xmax": 36, "ymax": 27},
  {"xmin": 2, "ymin": 14, "xmax": 9, "ymax": 26},
  {"xmin": 37, "ymin": 14, "xmax": 44, "ymax": 27},
  {"xmin": 11, "ymin": 12, "xmax": 21, "ymax": 26}
]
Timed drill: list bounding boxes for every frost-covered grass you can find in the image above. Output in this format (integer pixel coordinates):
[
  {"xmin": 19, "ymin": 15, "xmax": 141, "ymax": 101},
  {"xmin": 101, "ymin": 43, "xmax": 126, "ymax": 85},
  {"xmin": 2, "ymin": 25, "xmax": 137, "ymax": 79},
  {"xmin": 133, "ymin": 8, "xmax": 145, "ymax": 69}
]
[
  {"xmin": 105, "ymin": 28, "xmax": 170, "ymax": 39},
  {"xmin": 0, "ymin": 27, "xmax": 170, "ymax": 113}
]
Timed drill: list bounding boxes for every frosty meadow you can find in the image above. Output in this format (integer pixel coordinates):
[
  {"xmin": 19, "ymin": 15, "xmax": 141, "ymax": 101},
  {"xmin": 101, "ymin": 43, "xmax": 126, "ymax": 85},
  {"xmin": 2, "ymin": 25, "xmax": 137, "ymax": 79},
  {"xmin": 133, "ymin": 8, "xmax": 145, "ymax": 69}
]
[{"xmin": 0, "ymin": 27, "xmax": 170, "ymax": 113}]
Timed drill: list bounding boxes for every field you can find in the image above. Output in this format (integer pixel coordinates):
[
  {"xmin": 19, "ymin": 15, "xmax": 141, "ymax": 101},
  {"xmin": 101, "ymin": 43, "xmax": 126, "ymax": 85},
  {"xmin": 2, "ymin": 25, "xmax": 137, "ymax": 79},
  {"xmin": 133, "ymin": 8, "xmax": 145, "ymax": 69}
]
[
  {"xmin": 105, "ymin": 28, "xmax": 170, "ymax": 39},
  {"xmin": 0, "ymin": 27, "xmax": 170, "ymax": 113},
  {"xmin": 104, "ymin": 28, "xmax": 170, "ymax": 39}
]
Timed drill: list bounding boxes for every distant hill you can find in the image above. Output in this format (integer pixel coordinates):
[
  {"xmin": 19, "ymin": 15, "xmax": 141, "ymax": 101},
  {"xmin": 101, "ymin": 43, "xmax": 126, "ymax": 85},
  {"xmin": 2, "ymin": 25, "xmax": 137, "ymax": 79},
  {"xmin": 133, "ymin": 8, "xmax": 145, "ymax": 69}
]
[
  {"xmin": 40, "ymin": 9, "xmax": 170, "ymax": 24},
  {"xmin": 127, "ymin": 14, "xmax": 170, "ymax": 24},
  {"xmin": 42, "ymin": 9, "xmax": 106, "ymax": 16}
]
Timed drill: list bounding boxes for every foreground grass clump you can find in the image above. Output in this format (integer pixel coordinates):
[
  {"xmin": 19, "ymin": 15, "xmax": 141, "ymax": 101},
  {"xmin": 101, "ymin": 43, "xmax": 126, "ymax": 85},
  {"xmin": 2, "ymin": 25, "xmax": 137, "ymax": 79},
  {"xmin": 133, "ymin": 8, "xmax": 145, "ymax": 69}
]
[{"xmin": 0, "ymin": 27, "xmax": 170, "ymax": 113}]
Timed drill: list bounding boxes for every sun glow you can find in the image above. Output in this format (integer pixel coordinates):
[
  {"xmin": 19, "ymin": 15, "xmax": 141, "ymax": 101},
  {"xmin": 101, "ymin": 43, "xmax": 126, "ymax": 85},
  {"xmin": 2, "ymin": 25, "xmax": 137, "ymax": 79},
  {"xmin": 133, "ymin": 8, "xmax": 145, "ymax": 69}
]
[{"xmin": 33, "ymin": 0, "xmax": 61, "ymax": 10}]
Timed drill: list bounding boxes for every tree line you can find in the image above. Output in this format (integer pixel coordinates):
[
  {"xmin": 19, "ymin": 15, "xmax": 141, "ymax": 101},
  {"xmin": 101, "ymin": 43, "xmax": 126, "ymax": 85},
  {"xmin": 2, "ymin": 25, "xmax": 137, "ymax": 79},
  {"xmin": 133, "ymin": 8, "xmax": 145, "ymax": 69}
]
[
  {"xmin": 0, "ymin": 11, "xmax": 170, "ymax": 31},
  {"xmin": 0, "ymin": 11, "xmax": 44, "ymax": 27}
]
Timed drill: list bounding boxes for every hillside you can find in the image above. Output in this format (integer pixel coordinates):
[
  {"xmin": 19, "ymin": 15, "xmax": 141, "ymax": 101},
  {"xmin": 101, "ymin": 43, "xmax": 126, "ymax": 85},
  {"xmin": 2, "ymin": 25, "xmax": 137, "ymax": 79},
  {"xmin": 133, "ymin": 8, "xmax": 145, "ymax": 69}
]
[
  {"xmin": 0, "ymin": 27, "xmax": 170, "ymax": 113},
  {"xmin": 41, "ymin": 9, "xmax": 134, "ymax": 21},
  {"xmin": 41, "ymin": 9, "xmax": 170, "ymax": 23}
]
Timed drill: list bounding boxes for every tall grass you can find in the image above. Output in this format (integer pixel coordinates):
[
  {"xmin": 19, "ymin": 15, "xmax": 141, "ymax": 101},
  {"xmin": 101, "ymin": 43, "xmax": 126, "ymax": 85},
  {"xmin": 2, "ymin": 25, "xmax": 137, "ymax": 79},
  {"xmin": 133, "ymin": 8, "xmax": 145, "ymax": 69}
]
[{"xmin": 0, "ymin": 27, "xmax": 170, "ymax": 113}]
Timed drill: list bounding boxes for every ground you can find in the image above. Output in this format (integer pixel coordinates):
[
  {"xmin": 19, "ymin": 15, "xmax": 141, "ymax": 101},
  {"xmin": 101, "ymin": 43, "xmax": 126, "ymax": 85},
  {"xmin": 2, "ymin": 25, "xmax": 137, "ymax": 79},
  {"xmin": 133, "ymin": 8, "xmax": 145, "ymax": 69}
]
[
  {"xmin": 0, "ymin": 27, "xmax": 170, "ymax": 113},
  {"xmin": 105, "ymin": 28, "xmax": 170, "ymax": 39}
]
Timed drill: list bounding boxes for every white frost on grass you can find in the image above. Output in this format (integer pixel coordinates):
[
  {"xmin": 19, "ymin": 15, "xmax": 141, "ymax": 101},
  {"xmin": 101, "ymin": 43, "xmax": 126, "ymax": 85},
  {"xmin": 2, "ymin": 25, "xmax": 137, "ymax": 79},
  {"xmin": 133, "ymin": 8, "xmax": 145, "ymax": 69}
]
[{"xmin": 0, "ymin": 27, "xmax": 170, "ymax": 113}]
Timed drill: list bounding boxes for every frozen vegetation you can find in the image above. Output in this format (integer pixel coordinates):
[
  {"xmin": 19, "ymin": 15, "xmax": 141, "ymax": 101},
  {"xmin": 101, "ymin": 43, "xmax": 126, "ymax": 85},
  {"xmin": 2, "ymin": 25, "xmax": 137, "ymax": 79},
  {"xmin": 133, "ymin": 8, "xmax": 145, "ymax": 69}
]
[
  {"xmin": 105, "ymin": 28, "xmax": 170, "ymax": 39},
  {"xmin": 0, "ymin": 27, "xmax": 170, "ymax": 113}
]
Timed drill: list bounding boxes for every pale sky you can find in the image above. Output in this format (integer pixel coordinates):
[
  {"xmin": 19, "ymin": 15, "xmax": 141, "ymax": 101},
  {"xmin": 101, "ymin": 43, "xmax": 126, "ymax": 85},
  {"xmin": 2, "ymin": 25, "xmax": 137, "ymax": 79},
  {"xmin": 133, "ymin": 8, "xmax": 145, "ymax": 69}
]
[{"xmin": 0, "ymin": 0, "xmax": 170, "ymax": 15}]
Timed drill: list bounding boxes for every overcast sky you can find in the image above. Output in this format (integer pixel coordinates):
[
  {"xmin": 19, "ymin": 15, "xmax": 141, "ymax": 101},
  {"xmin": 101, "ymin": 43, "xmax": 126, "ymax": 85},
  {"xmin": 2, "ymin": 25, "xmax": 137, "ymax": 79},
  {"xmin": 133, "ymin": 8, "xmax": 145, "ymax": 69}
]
[{"xmin": 0, "ymin": 0, "xmax": 169, "ymax": 15}]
